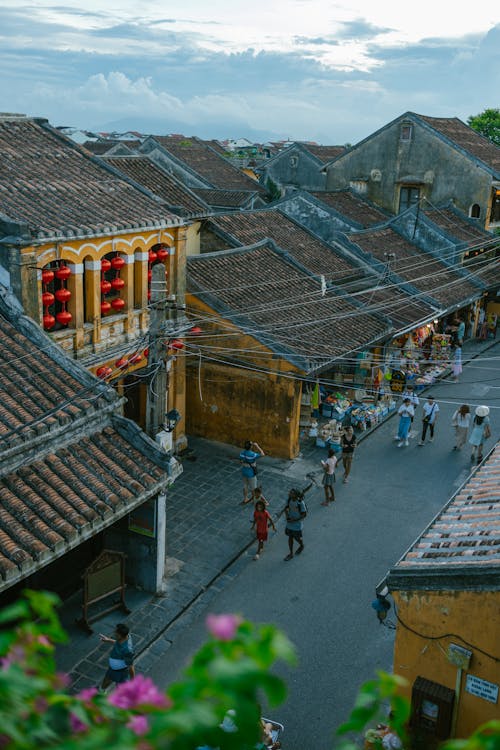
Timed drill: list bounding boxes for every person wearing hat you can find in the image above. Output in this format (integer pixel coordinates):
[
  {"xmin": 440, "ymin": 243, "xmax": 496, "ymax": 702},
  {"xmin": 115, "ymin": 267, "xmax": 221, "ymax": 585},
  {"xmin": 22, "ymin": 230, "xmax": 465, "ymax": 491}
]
[
  {"xmin": 469, "ymin": 405, "xmax": 491, "ymax": 463},
  {"xmin": 418, "ymin": 395, "xmax": 439, "ymax": 446}
]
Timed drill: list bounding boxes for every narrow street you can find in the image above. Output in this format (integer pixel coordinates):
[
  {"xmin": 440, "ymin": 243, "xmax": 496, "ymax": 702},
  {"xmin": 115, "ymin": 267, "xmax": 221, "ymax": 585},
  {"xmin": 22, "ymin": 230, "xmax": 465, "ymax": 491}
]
[{"xmin": 144, "ymin": 342, "xmax": 500, "ymax": 750}]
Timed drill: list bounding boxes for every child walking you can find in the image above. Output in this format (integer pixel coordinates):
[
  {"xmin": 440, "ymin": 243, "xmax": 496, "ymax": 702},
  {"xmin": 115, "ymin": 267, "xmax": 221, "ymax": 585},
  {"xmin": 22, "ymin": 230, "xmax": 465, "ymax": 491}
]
[{"xmin": 251, "ymin": 499, "xmax": 276, "ymax": 560}]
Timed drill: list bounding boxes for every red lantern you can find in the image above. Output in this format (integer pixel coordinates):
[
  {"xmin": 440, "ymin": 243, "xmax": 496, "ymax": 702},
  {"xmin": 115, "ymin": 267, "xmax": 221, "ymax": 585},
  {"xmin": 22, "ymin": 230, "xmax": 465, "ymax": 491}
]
[
  {"xmin": 42, "ymin": 291, "xmax": 55, "ymax": 307},
  {"xmin": 111, "ymin": 277, "xmax": 125, "ymax": 290},
  {"xmin": 96, "ymin": 366, "xmax": 112, "ymax": 379},
  {"xmin": 55, "ymin": 287, "xmax": 71, "ymax": 303},
  {"xmin": 147, "ymin": 290, "xmax": 151, "ymax": 300},
  {"xmin": 189, "ymin": 326, "xmax": 202, "ymax": 335},
  {"xmin": 143, "ymin": 348, "xmax": 149, "ymax": 357},
  {"xmin": 111, "ymin": 255, "xmax": 125, "ymax": 271},
  {"xmin": 111, "ymin": 297, "xmax": 125, "ymax": 311},
  {"xmin": 55, "ymin": 264, "xmax": 71, "ymax": 280},
  {"xmin": 129, "ymin": 352, "xmax": 142, "ymax": 364},
  {"xmin": 56, "ymin": 310, "xmax": 72, "ymax": 326},
  {"xmin": 156, "ymin": 247, "xmax": 169, "ymax": 261},
  {"xmin": 43, "ymin": 313, "xmax": 55, "ymax": 330},
  {"xmin": 148, "ymin": 250, "xmax": 158, "ymax": 263},
  {"xmin": 101, "ymin": 258, "xmax": 111, "ymax": 272},
  {"xmin": 100, "ymin": 279, "xmax": 112, "ymax": 294},
  {"xmin": 115, "ymin": 357, "xmax": 128, "ymax": 369},
  {"xmin": 101, "ymin": 301, "xmax": 111, "ymax": 314},
  {"xmin": 42, "ymin": 269, "xmax": 54, "ymax": 285},
  {"xmin": 148, "ymin": 270, "xmax": 152, "ymax": 282},
  {"xmin": 169, "ymin": 338, "xmax": 184, "ymax": 350}
]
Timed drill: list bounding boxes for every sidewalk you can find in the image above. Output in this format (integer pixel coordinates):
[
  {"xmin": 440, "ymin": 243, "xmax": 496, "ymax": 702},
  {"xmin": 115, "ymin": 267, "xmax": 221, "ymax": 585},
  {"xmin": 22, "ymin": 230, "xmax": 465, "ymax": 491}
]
[{"xmin": 56, "ymin": 334, "xmax": 497, "ymax": 691}]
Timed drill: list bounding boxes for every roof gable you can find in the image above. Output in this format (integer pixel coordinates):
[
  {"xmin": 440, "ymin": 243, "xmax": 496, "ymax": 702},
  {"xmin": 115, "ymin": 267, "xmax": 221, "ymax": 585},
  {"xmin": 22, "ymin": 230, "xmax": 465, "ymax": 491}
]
[{"xmin": 0, "ymin": 117, "xmax": 181, "ymax": 241}]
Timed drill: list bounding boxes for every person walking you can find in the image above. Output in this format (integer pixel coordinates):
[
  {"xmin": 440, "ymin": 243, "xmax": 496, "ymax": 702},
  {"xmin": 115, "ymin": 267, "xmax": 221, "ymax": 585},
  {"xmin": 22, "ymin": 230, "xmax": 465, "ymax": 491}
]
[
  {"xmin": 320, "ymin": 448, "xmax": 337, "ymax": 505},
  {"xmin": 451, "ymin": 345, "xmax": 462, "ymax": 383},
  {"xmin": 340, "ymin": 425, "xmax": 357, "ymax": 482},
  {"xmin": 395, "ymin": 398, "xmax": 414, "ymax": 447},
  {"xmin": 250, "ymin": 486, "xmax": 270, "ymax": 507},
  {"xmin": 452, "ymin": 404, "xmax": 471, "ymax": 450},
  {"xmin": 284, "ymin": 488, "xmax": 307, "ymax": 561},
  {"xmin": 251, "ymin": 499, "xmax": 276, "ymax": 560},
  {"xmin": 402, "ymin": 386, "xmax": 419, "ymax": 422},
  {"xmin": 419, "ymin": 395, "xmax": 439, "ymax": 445},
  {"xmin": 99, "ymin": 623, "xmax": 135, "ymax": 691},
  {"xmin": 240, "ymin": 440, "xmax": 265, "ymax": 504},
  {"xmin": 469, "ymin": 405, "xmax": 491, "ymax": 463}
]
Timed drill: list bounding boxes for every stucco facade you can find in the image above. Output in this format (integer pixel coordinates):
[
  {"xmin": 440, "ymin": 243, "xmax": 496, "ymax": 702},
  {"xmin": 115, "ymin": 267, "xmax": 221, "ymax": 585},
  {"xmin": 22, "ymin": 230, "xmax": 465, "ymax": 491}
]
[{"xmin": 324, "ymin": 113, "xmax": 500, "ymax": 229}]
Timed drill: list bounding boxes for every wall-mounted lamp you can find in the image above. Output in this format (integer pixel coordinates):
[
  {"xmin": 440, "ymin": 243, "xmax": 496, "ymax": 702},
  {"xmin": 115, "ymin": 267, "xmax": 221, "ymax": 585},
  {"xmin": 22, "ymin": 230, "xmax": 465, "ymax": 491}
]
[{"xmin": 165, "ymin": 409, "xmax": 181, "ymax": 432}]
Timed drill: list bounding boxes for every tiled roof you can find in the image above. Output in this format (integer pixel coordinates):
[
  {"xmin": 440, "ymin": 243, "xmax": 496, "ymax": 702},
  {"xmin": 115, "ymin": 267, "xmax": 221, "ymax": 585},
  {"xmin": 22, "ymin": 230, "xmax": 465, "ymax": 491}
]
[
  {"xmin": 206, "ymin": 210, "xmax": 366, "ymax": 283},
  {"xmin": 194, "ymin": 188, "xmax": 257, "ymax": 208},
  {"xmin": 0, "ymin": 425, "xmax": 169, "ymax": 588},
  {"xmin": 417, "ymin": 114, "xmax": 500, "ymax": 174},
  {"xmin": 82, "ymin": 140, "xmax": 141, "ymax": 155},
  {"xmin": 422, "ymin": 206, "xmax": 494, "ymax": 248},
  {"xmin": 188, "ymin": 243, "xmax": 389, "ymax": 368},
  {"xmin": 104, "ymin": 155, "xmax": 210, "ymax": 216},
  {"xmin": 388, "ymin": 442, "xmax": 500, "ymax": 588},
  {"xmin": 0, "ymin": 311, "xmax": 111, "ymax": 448},
  {"xmin": 0, "ymin": 117, "xmax": 181, "ymax": 241},
  {"xmin": 354, "ymin": 287, "xmax": 435, "ymax": 331},
  {"xmin": 304, "ymin": 144, "xmax": 346, "ymax": 163},
  {"xmin": 346, "ymin": 227, "xmax": 479, "ymax": 307},
  {"xmin": 310, "ymin": 190, "xmax": 390, "ymax": 228},
  {"xmin": 0, "ymin": 287, "xmax": 178, "ymax": 592},
  {"xmin": 151, "ymin": 135, "xmax": 267, "ymax": 193}
]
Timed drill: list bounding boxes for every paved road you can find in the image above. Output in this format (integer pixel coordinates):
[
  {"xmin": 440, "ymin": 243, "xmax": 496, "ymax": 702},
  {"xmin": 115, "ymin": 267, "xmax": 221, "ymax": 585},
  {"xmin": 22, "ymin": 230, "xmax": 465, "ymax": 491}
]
[{"xmin": 148, "ymin": 343, "xmax": 500, "ymax": 749}]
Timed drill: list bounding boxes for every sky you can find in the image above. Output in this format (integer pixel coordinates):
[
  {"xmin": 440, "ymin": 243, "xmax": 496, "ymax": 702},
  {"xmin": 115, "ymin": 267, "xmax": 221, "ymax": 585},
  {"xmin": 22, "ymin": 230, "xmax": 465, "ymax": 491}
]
[{"xmin": 1, "ymin": 1, "xmax": 499, "ymax": 145}]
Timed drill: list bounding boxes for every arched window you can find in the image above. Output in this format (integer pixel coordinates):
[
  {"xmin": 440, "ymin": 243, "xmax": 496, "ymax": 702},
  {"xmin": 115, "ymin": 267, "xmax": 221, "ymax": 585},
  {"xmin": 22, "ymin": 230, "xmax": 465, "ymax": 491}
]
[
  {"xmin": 470, "ymin": 204, "xmax": 481, "ymax": 218},
  {"xmin": 41, "ymin": 261, "xmax": 73, "ymax": 331},
  {"xmin": 100, "ymin": 252, "xmax": 126, "ymax": 316}
]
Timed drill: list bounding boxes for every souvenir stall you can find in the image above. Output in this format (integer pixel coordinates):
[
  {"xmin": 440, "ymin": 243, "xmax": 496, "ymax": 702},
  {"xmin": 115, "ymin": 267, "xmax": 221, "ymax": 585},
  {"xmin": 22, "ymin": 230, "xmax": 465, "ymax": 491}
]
[{"xmin": 381, "ymin": 324, "xmax": 452, "ymax": 394}]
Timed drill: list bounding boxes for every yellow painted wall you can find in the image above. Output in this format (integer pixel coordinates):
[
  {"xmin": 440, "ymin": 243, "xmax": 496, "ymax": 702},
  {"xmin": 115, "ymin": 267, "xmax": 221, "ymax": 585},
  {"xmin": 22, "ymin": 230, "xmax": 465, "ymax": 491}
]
[
  {"xmin": 185, "ymin": 295, "xmax": 302, "ymax": 458},
  {"xmin": 185, "ymin": 221, "xmax": 201, "ymax": 256},
  {"xmin": 392, "ymin": 589, "xmax": 500, "ymax": 738}
]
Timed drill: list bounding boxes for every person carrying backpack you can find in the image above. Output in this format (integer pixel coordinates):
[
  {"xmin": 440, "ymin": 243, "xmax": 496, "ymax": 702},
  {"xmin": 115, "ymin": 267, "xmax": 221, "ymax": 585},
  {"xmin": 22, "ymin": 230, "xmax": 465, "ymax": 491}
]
[{"xmin": 284, "ymin": 487, "xmax": 308, "ymax": 561}]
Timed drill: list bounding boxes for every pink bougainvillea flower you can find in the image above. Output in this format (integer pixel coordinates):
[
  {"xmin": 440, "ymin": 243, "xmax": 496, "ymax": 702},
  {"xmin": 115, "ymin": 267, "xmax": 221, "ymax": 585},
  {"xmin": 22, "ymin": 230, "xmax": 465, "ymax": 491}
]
[
  {"xmin": 33, "ymin": 697, "xmax": 48, "ymax": 713},
  {"xmin": 53, "ymin": 672, "xmax": 70, "ymax": 689},
  {"xmin": 69, "ymin": 713, "xmax": 87, "ymax": 734},
  {"xmin": 127, "ymin": 714, "xmax": 149, "ymax": 736},
  {"xmin": 76, "ymin": 687, "xmax": 97, "ymax": 703},
  {"xmin": 109, "ymin": 675, "xmax": 169, "ymax": 710},
  {"xmin": 206, "ymin": 613, "xmax": 242, "ymax": 641}
]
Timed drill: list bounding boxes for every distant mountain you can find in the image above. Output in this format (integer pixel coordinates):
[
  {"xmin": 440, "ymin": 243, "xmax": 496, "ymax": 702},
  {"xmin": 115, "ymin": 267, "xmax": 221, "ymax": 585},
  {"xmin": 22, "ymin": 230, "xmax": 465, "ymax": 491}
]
[{"xmin": 91, "ymin": 116, "xmax": 284, "ymax": 144}]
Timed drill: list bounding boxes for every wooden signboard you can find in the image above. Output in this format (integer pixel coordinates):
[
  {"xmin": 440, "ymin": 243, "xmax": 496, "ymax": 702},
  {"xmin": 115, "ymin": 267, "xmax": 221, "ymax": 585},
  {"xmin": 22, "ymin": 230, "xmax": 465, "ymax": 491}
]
[{"xmin": 76, "ymin": 549, "xmax": 130, "ymax": 634}]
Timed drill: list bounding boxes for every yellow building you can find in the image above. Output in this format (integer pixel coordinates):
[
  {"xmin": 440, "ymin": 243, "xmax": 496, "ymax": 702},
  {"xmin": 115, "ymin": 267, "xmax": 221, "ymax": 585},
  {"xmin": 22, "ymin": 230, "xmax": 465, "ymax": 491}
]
[
  {"xmin": 386, "ymin": 442, "xmax": 500, "ymax": 746},
  {"xmin": 0, "ymin": 114, "xmax": 189, "ymax": 447}
]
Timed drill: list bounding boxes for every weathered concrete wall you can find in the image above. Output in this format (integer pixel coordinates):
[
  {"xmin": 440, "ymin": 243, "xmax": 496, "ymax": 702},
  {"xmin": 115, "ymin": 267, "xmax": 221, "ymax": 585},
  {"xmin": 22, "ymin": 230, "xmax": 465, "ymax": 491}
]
[
  {"xmin": 278, "ymin": 194, "xmax": 355, "ymax": 242},
  {"xmin": 325, "ymin": 120, "xmax": 493, "ymax": 223},
  {"xmin": 261, "ymin": 146, "xmax": 326, "ymax": 191},
  {"xmin": 186, "ymin": 359, "xmax": 301, "ymax": 459}
]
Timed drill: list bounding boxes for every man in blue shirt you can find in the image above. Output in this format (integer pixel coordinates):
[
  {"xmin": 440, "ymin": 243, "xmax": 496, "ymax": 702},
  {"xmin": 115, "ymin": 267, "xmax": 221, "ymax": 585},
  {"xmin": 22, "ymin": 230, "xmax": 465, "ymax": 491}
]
[
  {"xmin": 240, "ymin": 440, "xmax": 265, "ymax": 504},
  {"xmin": 99, "ymin": 623, "xmax": 135, "ymax": 690}
]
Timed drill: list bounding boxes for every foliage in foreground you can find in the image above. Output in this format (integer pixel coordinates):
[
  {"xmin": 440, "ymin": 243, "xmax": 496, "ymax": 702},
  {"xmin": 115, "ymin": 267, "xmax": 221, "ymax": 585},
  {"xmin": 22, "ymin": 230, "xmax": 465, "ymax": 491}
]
[
  {"xmin": 0, "ymin": 590, "xmax": 294, "ymax": 749},
  {"xmin": 0, "ymin": 591, "xmax": 498, "ymax": 749},
  {"xmin": 467, "ymin": 108, "xmax": 500, "ymax": 145}
]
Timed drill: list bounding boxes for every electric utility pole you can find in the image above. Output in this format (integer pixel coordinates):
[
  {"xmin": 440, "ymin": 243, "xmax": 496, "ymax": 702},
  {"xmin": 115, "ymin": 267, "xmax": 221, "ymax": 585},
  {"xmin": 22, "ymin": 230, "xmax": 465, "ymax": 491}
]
[{"xmin": 145, "ymin": 263, "xmax": 169, "ymax": 438}]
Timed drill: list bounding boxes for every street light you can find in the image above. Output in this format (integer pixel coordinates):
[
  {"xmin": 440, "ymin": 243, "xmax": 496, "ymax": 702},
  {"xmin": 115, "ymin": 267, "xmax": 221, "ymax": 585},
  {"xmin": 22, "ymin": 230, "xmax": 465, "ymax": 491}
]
[{"xmin": 165, "ymin": 409, "xmax": 181, "ymax": 432}]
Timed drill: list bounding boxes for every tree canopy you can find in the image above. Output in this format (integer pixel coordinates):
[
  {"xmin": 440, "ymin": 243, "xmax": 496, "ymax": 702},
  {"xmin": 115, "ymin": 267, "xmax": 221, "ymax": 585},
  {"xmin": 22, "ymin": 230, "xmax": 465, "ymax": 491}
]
[{"xmin": 467, "ymin": 108, "xmax": 500, "ymax": 146}]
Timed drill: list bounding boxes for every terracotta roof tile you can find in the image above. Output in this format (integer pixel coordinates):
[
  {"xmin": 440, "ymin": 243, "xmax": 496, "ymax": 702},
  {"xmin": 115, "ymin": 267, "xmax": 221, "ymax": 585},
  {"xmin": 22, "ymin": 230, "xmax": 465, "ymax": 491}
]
[
  {"xmin": 417, "ymin": 115, "xmax": 500, "ymax": 174},
  {"xmin": 188, "ymin": 243, "xmax": 388, "ymax": 367},
  {"xmin": 194, "ymin": 188, "xmax": 257, "ymax": 208},
  {"xmin": 0, "ymin": 313, "xmax": 106, "ymax": 443},
  {"xmin": 395, "ymin": 443, "xmax": 500, "ymax": 570},
  {"xmin": 206, "ymin": 210, "xmax": 366, "ymax": 283},
  {"xmin": 303, "ymin": 144, "xmax": 346, "ymax": 163},
  {"xmin": 346, "ymin": 227, "xmax": 479, "ymax": 307},
  {"xmin": 151, "ymin": 135, "xmax": 266, "ymax": 193},
  {"xmin": 310, "ymin": 190, "xmax": 390, "ymax": 228},
  {"xmin": 104, "ymin": 155, "xmax": 210, "ymax": 216},
  {"xmin": 0, "ymin": 118, "xmax": 180, "ymax": 239}
]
